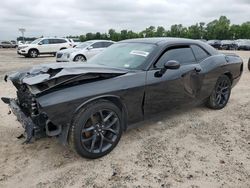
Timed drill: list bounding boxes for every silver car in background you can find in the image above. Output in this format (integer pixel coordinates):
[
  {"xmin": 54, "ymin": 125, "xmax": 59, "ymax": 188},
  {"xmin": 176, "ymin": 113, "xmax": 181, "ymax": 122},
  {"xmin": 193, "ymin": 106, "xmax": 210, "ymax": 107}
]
[{"xmin": 56, "ymin": 40, "xmax": 115, "ymax": 62}]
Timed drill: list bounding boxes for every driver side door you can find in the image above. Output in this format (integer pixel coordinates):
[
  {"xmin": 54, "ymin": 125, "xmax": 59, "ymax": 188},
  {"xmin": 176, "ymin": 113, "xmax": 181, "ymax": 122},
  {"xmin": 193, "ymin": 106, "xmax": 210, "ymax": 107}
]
[
  {"xmin": 38, "ymin": 39, "xmax": 51, "ymax": 53},
  {"xmin": 144, "ymin": 45, "xmax": 203, "ymax": 116}
]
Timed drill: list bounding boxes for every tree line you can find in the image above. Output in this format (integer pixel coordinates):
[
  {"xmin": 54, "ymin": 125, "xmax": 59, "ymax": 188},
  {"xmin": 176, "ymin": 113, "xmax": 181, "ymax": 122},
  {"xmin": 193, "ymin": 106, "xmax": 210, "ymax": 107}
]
[
  {"xmin": 70, "ymin": 16, "xmax": 250, "ymax": 42},
  {"xmin": 18, "ymin": 16, "xmax": 250, "ymax": 42}
]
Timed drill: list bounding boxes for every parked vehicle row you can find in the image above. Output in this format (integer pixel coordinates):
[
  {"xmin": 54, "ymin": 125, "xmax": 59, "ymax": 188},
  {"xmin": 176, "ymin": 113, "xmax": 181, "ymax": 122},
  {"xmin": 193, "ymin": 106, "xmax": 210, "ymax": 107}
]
[
  {"xmin": 0, "ymin": 41, "xmax": 17, "ymax": 48},
  {"xmin": 15, "ymin": 37, "xmax": 115, "ymax": 61},
  {"xmin": 207, "ymin": 39, "xmax": 250, "ymax": 50}
]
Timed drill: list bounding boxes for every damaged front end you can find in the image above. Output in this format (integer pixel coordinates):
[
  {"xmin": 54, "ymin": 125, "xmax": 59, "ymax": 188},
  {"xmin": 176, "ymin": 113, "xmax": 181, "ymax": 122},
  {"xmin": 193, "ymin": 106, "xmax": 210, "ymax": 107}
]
[
  {"xmin": 1, "ymin": 78, "xmax": 57, "ymax": 143},
  {"xmin": 1, "ymin": 97, "xmax": 46, "ymax": 143},
  {"xmin": 2, "ymin": 63, "xmax": 128, "ymax": 143}
]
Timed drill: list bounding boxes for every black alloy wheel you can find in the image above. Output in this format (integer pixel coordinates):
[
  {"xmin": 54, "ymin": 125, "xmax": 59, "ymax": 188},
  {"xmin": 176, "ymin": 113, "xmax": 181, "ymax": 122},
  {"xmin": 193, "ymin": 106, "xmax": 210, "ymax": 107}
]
[
  {"xmin": 69, "ymin": 100, "xmax": 122, "ymax": 159},
  {"xmin": 207, "ymin": 75, "xmax": 231, "ymax": 109}
]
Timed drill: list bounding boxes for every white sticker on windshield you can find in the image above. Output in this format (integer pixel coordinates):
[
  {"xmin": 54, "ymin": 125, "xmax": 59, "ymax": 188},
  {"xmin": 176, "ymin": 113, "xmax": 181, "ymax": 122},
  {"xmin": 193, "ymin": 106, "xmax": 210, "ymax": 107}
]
[
  {"xmin": 124, "ymin": 64, "xmax": 130, "ymax": 68},
  {"xmin": 130, "ymin": 50, "xmax": 149, "ymax": 57}
]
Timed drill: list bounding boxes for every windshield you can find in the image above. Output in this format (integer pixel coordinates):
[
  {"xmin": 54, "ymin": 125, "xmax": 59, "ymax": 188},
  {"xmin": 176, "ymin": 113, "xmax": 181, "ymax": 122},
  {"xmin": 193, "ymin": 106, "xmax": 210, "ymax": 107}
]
[
  {"xmin": 31, "ymin": 39, "xmax": 41, "ymax": 44},
  {"xmin": 87, "ymin": 42, "xmax": 156, "ymax": 69},
  {"xmin": 75, "ymin": 42, "xmax": 93, "ymax": 49}
]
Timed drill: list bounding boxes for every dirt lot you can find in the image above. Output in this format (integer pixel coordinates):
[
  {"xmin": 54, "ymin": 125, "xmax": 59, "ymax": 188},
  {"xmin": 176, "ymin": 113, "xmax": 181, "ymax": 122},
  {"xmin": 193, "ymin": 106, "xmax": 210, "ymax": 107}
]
[{"xmin": 0, "ymin": 49, "xmax": 249, "ymax": 188}]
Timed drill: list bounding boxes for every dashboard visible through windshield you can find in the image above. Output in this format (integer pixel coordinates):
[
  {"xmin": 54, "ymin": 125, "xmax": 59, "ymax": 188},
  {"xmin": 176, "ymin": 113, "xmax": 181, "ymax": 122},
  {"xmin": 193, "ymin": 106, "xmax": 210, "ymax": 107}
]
[{"xmin": 87, "ymin": 42, "xmax": 156, "ymax": 69}]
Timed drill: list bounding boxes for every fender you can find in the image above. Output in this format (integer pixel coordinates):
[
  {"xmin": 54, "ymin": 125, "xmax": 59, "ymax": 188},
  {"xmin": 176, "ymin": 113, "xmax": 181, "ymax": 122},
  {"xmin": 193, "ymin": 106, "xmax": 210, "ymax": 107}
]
[{"xmin": 73, "ymin": 94, "xmax": 128, "ymax": 131}]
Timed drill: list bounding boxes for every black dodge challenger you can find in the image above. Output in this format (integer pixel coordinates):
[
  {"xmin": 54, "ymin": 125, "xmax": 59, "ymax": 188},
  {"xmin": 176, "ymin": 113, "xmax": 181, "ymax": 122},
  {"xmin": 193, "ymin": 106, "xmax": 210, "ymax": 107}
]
[{"xmin": 2, "ymin": 38, "xmax": 243, "ymax": 158}]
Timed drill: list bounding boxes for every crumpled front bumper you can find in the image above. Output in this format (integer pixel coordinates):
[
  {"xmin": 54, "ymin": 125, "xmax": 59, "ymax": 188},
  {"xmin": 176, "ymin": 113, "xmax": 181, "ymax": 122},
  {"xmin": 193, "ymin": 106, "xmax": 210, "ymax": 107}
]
[{"xmin": 1, "ymin": 97, "xmax": 35, "ymax": 143}]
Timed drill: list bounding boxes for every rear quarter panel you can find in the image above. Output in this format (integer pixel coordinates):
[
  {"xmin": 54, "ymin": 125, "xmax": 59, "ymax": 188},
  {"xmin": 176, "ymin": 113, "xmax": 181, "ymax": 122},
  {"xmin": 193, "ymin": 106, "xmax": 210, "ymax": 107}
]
[{"xmin": 199, "ymin": 53, "xmax": 243, "ymax": 100}]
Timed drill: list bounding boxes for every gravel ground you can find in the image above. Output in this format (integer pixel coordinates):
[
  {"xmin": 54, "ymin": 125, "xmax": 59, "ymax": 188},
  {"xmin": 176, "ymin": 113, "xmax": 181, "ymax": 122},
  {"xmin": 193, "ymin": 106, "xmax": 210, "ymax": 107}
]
[{"xmin": 0, "ymin": 49, "xmax": 249, "ymax": 188}]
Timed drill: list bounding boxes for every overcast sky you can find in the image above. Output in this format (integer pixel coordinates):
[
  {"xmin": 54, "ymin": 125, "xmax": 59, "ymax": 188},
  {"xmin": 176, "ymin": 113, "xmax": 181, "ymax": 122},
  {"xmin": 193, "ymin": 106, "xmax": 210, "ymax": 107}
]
[{"xmin": 0, "ymin": 0, "xmax": 250, "ymax": 40}]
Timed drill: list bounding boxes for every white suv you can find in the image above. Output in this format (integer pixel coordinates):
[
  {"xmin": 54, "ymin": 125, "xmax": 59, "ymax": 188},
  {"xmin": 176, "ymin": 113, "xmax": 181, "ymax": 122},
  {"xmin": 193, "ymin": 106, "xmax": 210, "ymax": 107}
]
[
  {"xmin": 56, "ymin": 40, "xmax": 115, "ymax": 62},
  {"xmin": 17, "ymin": 37, "xmax": 73, "ymax": 58}
]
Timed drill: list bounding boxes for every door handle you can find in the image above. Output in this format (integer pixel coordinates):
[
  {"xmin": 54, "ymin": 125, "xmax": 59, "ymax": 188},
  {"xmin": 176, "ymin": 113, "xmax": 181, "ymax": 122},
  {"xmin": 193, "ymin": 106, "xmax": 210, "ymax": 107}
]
[{"xmin": 194, "ymin": 67, "xmax": 201, "ymax": 72}]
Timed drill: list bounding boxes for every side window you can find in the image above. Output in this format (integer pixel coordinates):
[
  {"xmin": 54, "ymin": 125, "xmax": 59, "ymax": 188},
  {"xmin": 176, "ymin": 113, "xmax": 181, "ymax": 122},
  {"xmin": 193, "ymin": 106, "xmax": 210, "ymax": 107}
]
[
  {"xmin": 48, "ymin": 39, "xmax": 56, "ymax": 44},
  {"xmin": 91, "ymin": 42, "xmax": 103, "ymax": 48},
  {"xmin": 41, "ymin": 39, "xmax": 49, "ymax": 44},
  {"xmin": 191, "ymin": 45, "xmax": 210, "ymax": 61},
  {"xmin": 48, "ymin": 39, "xmax": 67, "ymax": 44},
  {"xmin": 58, "ymin": 39, "xmax": 67, "ymax": 43},
  {"xmin": 103, "ymin": 42, "xmax": 113, "ymax": 48},
  {"xmin": 156, "ymin": 47, "xmax": 196, "ymax": 68}
]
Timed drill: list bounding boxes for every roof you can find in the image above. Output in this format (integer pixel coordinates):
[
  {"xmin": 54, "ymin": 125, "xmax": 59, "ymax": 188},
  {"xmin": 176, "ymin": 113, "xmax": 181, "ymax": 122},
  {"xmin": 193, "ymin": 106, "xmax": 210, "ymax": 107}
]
[
  {"xmin": 84, "ymin": 40, "xmax": 114, "ymax": 43},
  {"xmin": 121, "ymin": 37, "xmax": 199, "ymax": 45},
  {"xmin": 120, "ymin": 37, "xmax": 219, "ymax": 55}
]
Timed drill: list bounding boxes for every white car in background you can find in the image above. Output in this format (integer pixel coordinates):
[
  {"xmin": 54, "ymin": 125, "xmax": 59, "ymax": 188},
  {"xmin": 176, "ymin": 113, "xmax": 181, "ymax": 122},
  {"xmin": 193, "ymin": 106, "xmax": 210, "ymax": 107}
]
[
  {"xmin": 56, "ymin": 40, "xmax": 115, "ymax": 62},
  {"xmin": 17, "ymin": 37, "xmax": 73, "ymax": 58}
]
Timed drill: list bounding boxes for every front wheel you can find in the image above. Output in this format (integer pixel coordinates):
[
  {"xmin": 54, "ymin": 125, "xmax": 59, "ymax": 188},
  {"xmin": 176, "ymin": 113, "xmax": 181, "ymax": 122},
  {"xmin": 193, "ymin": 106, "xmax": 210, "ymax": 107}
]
[
  {"xmin": 206, "ymin": 75, "xmax": 231, "ymax": 109},
  {"xmin": 69, "ymin": 100, "xmax": 123, "ymax": 159},
  {"xmin": 73, "ymin": 55, "xmax": 86, "ymax": 62},
  {"xmin": 28, "ymin": 49, "xmax": 38, "ymax": 58}
]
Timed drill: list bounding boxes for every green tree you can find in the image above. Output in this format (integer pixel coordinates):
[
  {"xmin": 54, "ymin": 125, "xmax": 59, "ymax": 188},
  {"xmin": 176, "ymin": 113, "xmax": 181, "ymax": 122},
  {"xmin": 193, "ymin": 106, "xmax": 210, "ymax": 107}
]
[
  {"xmin": 156, "ymin": 26, "xmax": 165, "ymax": 37},
  {"xmin": 65, "ymin": 16, "xmax": 250, "ymax": 42},
  {"xmin": 239, "ymin": 22, "xmax": 250, "ymax": 39}
]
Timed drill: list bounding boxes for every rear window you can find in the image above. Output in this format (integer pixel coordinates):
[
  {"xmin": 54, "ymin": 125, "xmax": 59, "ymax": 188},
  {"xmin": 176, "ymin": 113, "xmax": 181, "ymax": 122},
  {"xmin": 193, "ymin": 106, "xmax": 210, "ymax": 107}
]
[{"xmin": 191, "ymin": 45, "xmax": 210, "ymax": 61}]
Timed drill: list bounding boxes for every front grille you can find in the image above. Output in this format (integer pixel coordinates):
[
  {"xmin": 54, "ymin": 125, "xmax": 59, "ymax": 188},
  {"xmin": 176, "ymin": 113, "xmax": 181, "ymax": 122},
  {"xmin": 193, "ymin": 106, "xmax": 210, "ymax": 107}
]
[{"xmin": 57, "ymin": 53, "xmax": 63, "ymax": 58}]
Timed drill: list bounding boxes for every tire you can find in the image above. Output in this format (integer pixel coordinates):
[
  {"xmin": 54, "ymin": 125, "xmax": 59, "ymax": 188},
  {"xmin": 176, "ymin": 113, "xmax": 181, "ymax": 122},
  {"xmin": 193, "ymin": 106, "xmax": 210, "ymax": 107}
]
[
  {"xmin": 69, "ymin": 100, "xmax": 123, "ymax": 159},
  {"xmin": 28, "ymin": 49, "xmax": 38, "ymax": 58},
  {"xmin": 206, "ymin": 75, "xmax": 231, "ymax": 110},
  {"xmin": 73, "ymin": 54, "xmax": 86, "ymax": 62},
  {"xmin": 248, "ymin": 58, "xmax": 250, "ymax": 71}
]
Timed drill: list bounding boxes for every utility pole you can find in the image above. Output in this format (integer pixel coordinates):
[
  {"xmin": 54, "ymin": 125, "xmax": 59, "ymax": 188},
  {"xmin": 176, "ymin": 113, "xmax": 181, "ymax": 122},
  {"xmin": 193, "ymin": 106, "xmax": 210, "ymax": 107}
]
[{"xmin": 18, "ymin": 28, "xmax": 26, "ymax": 43}]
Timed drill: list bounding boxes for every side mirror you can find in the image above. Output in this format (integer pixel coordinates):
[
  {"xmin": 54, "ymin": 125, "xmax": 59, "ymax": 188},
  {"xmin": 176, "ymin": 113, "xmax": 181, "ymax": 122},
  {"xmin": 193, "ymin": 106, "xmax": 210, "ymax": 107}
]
[
  {"xmin": 38, "ymin": 42, "xmax": 42, "ymax": 45},
  {"xmin": 155, "ymin": 60, "xmax": 180, "ymax": 77},
  {"xmin": 164, "ymin": 60, "xmax": 180, "ymax": 70},
  {"xmin": 87, "ymin": 46, "xmax": 93, "ymax": 50}
]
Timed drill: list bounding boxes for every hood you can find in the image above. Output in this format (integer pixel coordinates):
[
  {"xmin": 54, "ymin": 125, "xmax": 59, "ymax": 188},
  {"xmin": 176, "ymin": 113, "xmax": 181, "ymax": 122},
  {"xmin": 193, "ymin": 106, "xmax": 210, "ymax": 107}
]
[
  {"xmin": 18, "ymin": 44, "xmax": 31, "ymax": 47},
  {"xmin": 7, "ymin": 63, "xmax": 128, "ymax": 94},
  {"xmin": 58, "ymin": 47, "xmax": 83, "ymax": 54}
]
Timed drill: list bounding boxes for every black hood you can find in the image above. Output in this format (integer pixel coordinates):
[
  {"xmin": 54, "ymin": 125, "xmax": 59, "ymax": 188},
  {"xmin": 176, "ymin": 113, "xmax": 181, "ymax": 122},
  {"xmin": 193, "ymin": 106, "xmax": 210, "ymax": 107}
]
[{"xmin": 7, "ymin": 63, "xmax": 128, "ymax": 94}]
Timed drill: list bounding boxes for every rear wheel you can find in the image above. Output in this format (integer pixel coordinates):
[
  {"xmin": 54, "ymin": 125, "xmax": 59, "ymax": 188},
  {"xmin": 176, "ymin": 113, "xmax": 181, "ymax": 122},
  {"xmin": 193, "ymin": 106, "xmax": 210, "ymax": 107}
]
[
  {"xmin": 69, "ymin": 100, "xmax": 122, "ymax": 159},
  {"xmin": 28, "ymin": 49, "xmax": 38, "ymax": 58},
  {"xmin": 73, "ymin": 55, "xmax": 86, "ymax": 62},
  {"xmin": 207, "ymin": 75, "xmax": 231, "ymax": 109}
]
